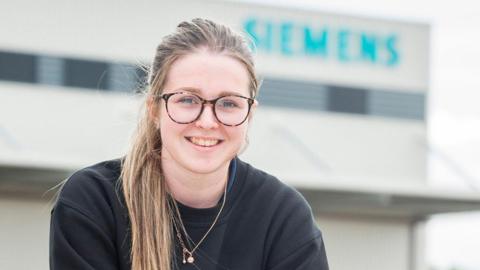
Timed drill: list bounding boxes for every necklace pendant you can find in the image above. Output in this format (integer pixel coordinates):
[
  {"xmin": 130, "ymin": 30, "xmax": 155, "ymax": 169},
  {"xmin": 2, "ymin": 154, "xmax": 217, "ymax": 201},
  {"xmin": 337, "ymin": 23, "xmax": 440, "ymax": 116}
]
[
  {"xmin": 182, "ymin": 248, "xmax": 187, "ymax": 264},
  {"xmin": 183, "ymin": 249, "xmax": 194, "ymax": 264}
]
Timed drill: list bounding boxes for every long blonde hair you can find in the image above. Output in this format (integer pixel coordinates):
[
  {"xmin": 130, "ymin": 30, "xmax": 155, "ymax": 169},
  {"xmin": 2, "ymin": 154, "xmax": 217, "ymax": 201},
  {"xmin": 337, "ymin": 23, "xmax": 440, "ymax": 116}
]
[{"xmin": 120, "ymin": 18, "xmax": 259, "ymax": 270}]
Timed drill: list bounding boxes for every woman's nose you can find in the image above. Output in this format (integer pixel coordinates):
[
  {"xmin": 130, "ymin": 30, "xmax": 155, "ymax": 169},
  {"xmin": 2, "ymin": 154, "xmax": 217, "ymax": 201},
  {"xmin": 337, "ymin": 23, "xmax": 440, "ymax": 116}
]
[{"xmin": 194, "ymin": 104, "xmax": 219, "ymax": 129}]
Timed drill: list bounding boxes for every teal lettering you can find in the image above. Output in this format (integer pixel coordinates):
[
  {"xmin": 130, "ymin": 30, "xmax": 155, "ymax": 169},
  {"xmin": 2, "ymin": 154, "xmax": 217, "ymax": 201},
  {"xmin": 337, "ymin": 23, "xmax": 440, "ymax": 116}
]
[
  {"xmin": 243, "ymin": 17, "xmax": 401, "ymax": 67},
  {"xmin": 280, "ymin": 22, "xmax": 294, "ymax": 55},
  {"xmin": 385, "ymin": 35, "xmax": 399, "ymax": 66},
  {"xmin": 337, "ymin": 30, "xmax": 351, "ymax": 62},
  {"xmin": 360, "ymin": 33, "xmax": 377, "ymax": 63},
  {"xmin": 304, "ymin": 27, "xmax": 328, "ymax": 56},
  {"xmin": 243, "ymin": 18, "xmax": 259, "ymax": 51},
  {"xmin": 242, "ymin": 18, "xmax": 273, "ymax": 52}
]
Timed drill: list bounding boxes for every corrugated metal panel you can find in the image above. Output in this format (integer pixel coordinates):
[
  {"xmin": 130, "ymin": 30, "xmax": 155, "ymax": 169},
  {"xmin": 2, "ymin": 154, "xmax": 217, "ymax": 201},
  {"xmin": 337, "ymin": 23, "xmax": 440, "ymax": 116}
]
[
  {"xmin": 107, "ymin": 63, "xmax": 143, "ymax": 92},
  {"xmin": 36, "ymin": 55, "xmax": 64, "ymax": 86},
  {"xmin": 258, "ymin": 78, "xmax": 328, "ymax": 110},
  {"xmin": 259, "ymin": 77, "xmax": 425, "ymax": 120},
  {"xmin": 369, "ymin": 90, "xmax": 425, "ymax": 120}
]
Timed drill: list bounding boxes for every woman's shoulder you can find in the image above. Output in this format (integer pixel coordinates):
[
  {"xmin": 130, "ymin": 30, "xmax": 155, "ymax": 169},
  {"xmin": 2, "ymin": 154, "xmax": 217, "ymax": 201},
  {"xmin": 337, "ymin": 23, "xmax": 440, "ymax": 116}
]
[
  {"xmin": 236, "ymin": 158, "xmax": 313, "ymax": 214},
  {"xmin": 54, "ymin": 158, "xmax": 125, "ymax": 217},
  {"xmin": 61, "ymin": 158, "xmax": 122, "ymax": 193},
  {"xmin": 238, "ymin": 158, "xmax": 305, "ymax": 196},
  {"xmin": 236, "ymin": 159, "xmax": 325, "ymax": 268},
  {"xmin": 50, "ymin": 158, "xmax": 128, "ymax": 268},
  {"xmin": 64, "ymin": 158, "xmax": 122, "ymax": 185}
]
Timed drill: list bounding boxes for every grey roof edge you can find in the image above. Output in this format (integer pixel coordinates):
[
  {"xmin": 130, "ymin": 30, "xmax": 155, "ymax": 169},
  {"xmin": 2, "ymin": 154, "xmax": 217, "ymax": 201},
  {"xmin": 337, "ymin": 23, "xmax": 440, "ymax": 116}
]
[
  {"xmin": 297, "ymin": 182, "xmax": 480, "ymax": 219},
  {"xmin": 3, "ymin": 163, "xmax": 480, "ymax": 221},
  {"xmin": 0, "ymin": 164, "xmax": 76, "ymax": 200}
]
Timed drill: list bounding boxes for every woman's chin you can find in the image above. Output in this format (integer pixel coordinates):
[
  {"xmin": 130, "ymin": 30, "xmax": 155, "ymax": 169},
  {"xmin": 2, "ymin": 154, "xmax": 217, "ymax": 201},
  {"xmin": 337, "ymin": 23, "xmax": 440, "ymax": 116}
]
[{"xmin": 184, "ymin": 158, "xmax": 228, "ymax": 175}]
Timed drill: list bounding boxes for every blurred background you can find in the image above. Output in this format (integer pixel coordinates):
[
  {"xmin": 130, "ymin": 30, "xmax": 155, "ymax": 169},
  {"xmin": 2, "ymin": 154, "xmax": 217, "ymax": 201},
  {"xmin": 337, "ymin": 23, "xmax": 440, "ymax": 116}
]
[{"xmin": 1, "ymin": 0, "xmax": 479, "ymax": 269}]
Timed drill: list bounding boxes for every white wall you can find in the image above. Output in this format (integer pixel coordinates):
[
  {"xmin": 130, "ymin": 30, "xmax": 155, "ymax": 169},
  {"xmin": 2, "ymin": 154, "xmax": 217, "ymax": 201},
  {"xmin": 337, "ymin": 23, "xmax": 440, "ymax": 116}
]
[
  {"xmin": 0, "ymin": 198, "xmax": 416, "ymax": 270},
  {"xmin": 0, "ymin": 197, "xmax": 51, "ymax": 270},
  {"xmin": 317, "ymin": 214, "xmax": 412, "ymax": 270},
  {"xmin": 0, "ymin": 0, "xmax": 429, "ymax": 92}
]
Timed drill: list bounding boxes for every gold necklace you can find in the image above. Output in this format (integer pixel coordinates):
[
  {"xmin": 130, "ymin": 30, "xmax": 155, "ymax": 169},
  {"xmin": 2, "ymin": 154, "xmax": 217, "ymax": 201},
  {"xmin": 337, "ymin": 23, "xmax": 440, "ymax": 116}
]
[{"xmin": 170, "ymin": 181, "xmax": 227, "ymax": 264}]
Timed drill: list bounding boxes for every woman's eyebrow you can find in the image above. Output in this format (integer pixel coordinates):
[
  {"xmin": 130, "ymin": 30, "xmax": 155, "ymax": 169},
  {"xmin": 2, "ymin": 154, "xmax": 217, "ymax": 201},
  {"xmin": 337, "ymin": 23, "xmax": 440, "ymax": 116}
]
[
  {"xmin": 178, "ymin": 87, "xmax": 243, "ymax": 97},
  {"xmin": 218, "ymin": 90, "xmax": 243, "ymax": 96},
  {"xmin": 178, "ymin": 87, "xmax": 202, "ymax": 94}
]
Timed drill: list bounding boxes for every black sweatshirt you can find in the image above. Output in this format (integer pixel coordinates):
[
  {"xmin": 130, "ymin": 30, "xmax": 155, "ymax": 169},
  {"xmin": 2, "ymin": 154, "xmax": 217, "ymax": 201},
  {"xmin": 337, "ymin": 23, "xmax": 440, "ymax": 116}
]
[{"xmin": 50, "ymin": 157, "xmax": 329, "ymax": 270}]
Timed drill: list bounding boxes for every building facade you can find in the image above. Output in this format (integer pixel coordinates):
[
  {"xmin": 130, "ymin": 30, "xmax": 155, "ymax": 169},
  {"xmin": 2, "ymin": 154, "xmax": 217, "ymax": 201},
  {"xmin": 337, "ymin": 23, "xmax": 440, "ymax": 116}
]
[{"xmin": 1, "ymin": 1, "xmax": 480, "ymax": 269}]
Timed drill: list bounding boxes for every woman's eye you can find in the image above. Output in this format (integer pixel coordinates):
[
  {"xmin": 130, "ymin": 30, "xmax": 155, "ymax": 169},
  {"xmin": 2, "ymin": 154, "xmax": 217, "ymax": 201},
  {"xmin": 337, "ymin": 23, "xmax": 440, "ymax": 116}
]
[
  {"xmin": 178, "ymin": 96, "xmax": 199, "ymax": 104},
  {"xmin": 219, "ymin": 100, "xmax": 238, "ymax": 108}
]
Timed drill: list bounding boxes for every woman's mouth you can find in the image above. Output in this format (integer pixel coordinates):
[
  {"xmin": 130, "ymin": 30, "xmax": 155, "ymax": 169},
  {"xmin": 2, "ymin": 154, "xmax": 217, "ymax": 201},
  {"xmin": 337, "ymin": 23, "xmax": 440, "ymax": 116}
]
[{"xmin": 186, "ymin": 136, "xmax": 223, "ymax": 147}]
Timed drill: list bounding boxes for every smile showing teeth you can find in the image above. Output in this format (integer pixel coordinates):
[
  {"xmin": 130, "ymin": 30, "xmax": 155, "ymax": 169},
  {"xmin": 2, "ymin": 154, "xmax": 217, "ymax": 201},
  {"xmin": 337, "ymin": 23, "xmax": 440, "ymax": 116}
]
[{"xmin": 188, "ymin": 137, "xmax": 221, "ymax": 147}]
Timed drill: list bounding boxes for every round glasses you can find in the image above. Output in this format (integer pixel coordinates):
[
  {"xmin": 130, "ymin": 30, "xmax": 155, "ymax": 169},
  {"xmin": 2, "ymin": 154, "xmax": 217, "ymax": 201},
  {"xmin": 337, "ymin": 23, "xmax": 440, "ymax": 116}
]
[{"xmin": 156, "ymin": 91, "xmax": 255, "ymax": 126}]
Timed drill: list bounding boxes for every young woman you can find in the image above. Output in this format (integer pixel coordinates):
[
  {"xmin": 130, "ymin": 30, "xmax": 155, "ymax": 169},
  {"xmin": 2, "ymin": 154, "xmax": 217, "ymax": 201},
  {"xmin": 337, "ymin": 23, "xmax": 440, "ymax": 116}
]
[{"xmin": 50, "ymin": 18, "xmax": 329, "ymax": 270}]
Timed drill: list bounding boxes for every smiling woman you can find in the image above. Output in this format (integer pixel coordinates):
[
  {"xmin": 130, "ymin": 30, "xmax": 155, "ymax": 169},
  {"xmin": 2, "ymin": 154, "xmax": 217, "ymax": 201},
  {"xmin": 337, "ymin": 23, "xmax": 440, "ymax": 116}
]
[
  {"xmin": 49, "ymin": 18, "xmax": 329, "ymax": 270},
  {"xmin": 157, "ymin": 51, "xmax": 254, "ymax": 183}
]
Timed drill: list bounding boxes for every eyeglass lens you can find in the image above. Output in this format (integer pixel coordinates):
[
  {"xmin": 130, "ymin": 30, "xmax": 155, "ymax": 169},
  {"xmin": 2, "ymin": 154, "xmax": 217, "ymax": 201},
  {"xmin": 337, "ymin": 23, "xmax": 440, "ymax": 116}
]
[{"xmin": 166, "ymin": 92, "xmax": 250, "ymax": 126}]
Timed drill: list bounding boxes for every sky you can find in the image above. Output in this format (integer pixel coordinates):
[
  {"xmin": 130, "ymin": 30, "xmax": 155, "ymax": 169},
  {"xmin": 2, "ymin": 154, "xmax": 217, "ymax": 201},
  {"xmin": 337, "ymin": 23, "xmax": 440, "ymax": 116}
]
[{"xmin": 235, "ymin": 0, "xmax": 480, "ymax": 269}]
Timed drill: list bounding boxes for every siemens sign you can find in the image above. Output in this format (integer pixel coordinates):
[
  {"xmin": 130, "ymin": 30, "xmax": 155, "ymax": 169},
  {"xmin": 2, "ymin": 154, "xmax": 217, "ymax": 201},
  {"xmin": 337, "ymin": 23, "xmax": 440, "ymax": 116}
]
[{"xmin": 243, "ymin": 18, "xmax": 400, "ymax": 67}]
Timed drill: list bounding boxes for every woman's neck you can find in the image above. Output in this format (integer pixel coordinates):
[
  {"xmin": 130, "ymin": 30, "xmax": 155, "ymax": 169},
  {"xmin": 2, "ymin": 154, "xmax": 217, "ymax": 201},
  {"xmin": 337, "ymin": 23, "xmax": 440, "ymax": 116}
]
[{"xmin": 162, "ymin": 159, "xmax": 229, "ymax": 209}]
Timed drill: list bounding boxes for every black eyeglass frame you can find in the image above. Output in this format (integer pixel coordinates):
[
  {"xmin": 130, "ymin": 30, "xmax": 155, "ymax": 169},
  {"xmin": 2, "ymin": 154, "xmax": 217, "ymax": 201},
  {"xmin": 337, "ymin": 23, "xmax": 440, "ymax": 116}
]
[{"xmin": 155, "ymin": 91, "xmax": 256, "ymax": 126}]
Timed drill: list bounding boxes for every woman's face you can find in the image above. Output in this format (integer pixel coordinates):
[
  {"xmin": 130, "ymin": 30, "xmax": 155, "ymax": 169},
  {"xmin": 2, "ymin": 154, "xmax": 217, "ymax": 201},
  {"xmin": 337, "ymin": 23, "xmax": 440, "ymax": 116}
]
[{"xmin": 157, "ymin": 50, "xmax": 254, "ymax": 175}]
